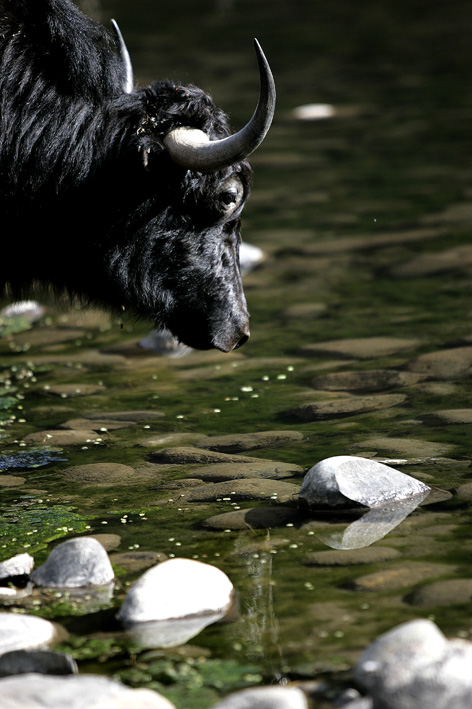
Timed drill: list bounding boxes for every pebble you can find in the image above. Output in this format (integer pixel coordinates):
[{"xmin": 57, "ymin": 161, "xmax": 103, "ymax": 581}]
[
  {"xmin": 58, "ymin": 418, "xmax": 137, "ymax": 431},
  {"xmin": 194, "ymin": 430, "xmax": 304, "ymax": 453},
  {"xmin": 192, "ymin": 461, "xmax": 303, "ymax": 481},
  {"xmin": 303, "ymin": 546, "xmax": 401, "ymax": 567},
  {"xmin": 86, "ymin": 410, "xmax": 165, "ymax": 422},
  {"xmin": 117, "ymin": 558, "xmax": 233, "ymax": 625},
  {"xmin": 288, "ymin": 393, "xmax": 406, "ymax": 420},
  {"xmin": 406, "ymin": 346, "xmax": 472, "ymax": 379},
  {"xmin": 31, "ymin": 537, "xmax": 115, "ymax": 588},
  {"xmin": 183, "ymin": 479, "xmax": 300, "ymax": 504},
  {"xmin": 0, "ymin": 475, "xmax": 26, "ymax": 487},
  {"xmin": 0, "ymin": 649, "xmax": 77, "ymax": 677},
  {"xmin": 0, "ymin": 674, "xmax": 176, "ymax": 708},
  {"xmin": 311, "ymin": 369, "xmax": 423, "ymax": 392},
  {"xmin": 40, "ymin": 384, "xmax": 105, "ymax": 398},
  {"xmin": 9, "ymin": 329, "xmax": 86, "ymax": 348},
  {"xmin": 419, "ymin": 409, "xmax": 472, "ymax": 425},
  {"xmin": 61, "ymin": 463, "xmax": 136, "ymax": 485},
  {"xmin": 202, "ymin": 506, "xmax": 301, "ymax": 530},
  {"xmin": 351, "ymin": 436, "xmax": 453, "ymax": 458},
  {"xmin": 211, "ymin": 685, "xmax": 308, "ymax": 709},
  {"xmin": 299, "ymin": 337, "xmax": 420, "ymax": 360},
  {"xmin": 149, "ymin": 447, "xmax": 267, "ymax": 465},
  {"xmin": 0, "ymin": 612, "xmax": 60, "ymax": 654},
  {"xmin": 90, "ymin": 534, "xmax": 122, "ymax": 551},
  {"xmin": 0, "ymin": 553, "xmax": 34, "ymax": 579},
  {"xmin": 109, "ymin": 551, "xmax": 167, "ymax": 573},
  {"xmin": 298, "ymin": 455, "xmax": 430, "ymax": 509},
  {"xmin": 454, "ymin": 482, "xmax": 472, "ymax": 502},
  {"xmin": 390, "ymin": 244, "xmax": 472, "ymax": 278},
  {"xmin": 23, "ymin": 429, "xmax": 104, "ymax": 446},
  {"xmin": 138, "ymin": 432, "xmax": 203, "ymax": 448},
  {"xmin": 405, "ymin": 578, "xmax": 472, "ymax": 606},
  {"xmin": 348, "ymin": 562, "xmax": 455, "ymax": 592}
]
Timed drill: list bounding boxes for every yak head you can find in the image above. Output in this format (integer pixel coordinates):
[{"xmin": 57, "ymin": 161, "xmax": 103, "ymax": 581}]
[{"xmin": 103, "ymin": 30, "xmax": 275, "ymax": 352}]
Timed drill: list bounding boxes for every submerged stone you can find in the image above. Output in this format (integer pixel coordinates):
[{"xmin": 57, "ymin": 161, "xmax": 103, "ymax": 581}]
[
  {"xmin": 194, "ymin": 430, "xmax": 304, "ymax": 453},
  {"xmin": 117, "ymin": 558, "xmax": 233, "ymax": 625},
  {"xmin": 31, "ymin": 537, "xmax": 115, "ymax": 588},
  {"xmin": 298, "ymin": 455, "xmax": 430, "ymax": 509},
  {"xmin": 149, "ymin": 447, "xmax": 259, "ymax": 465},
  {"xmin": 312, "ymin": 369, "xmax": 423, "ymax": 392},
  {"xmin": 61, "ymin": 463, "xmax": 135, "ymax": 485},
  {"xmin": 406, "ymin": 346, "xmax": 472, "ymax": 380},
  {"xmin": 23, "ymin": 430, "xmax": 103, "ymax": 446},
  {"xmin": 193, "ymin": 461, "xmax": 302, "ymax": 481},
  {"xmin": 184, "ymin": 479, "xmax": 300, "ymax": 504},
  {"xmin": 299, "ymin": 337, "xmax": 420, "ymax": 360},
  {"xmin": 202, "ymin": 506, "xmax": 300, "ymax": 530},
  {"xmin": 288, "ymin": 393, "xmax": 406, "ymax": 420}
]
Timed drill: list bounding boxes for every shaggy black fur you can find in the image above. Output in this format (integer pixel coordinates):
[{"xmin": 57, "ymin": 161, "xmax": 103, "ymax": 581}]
[{"xmin": 0, "ymin": 0, "xmax": 253, "ymax": 350}]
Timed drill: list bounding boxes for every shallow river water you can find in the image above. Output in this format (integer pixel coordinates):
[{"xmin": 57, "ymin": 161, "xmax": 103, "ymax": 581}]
[{"xmin": 2, "ymin": 0, "xmax": 472, "ymax": 706}]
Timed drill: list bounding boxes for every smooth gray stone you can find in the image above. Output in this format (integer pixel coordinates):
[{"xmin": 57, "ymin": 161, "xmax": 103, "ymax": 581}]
[
  {"xmin": 0, "ymin": 613, "xmax": 59, "ymax": 654},
  {"xmin": 203, "ymin": 506, "xmax": 300, "ymax": 530},
  {"xmin": 31, "ymin": 537, "xmax": 115, "ymax": 588},
  {"xmin": 0, "ymin": 649, "xmax": 77, "ymax": 677},
  {"xmin": 194, "ymin": 430, "xmax": 304, "ymax": 453},
  {"xmin": 211, "ymin": 686, "xmax": 308, "ymax": 709},
  {"xmin": 299, "ymin": 455, "xmax": 430, "ymax": 509},
  {"xmin": 0, "ymin": 553, "xmax": 34, "ymax": 580},
  {"xmin": 0, "ymin": 673, "xmax": 176, "ymax": 708}
]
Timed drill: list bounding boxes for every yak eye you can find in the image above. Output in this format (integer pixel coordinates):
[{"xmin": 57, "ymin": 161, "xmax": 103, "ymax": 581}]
[{"xmin": 218, "ymin": 176, "xmax": 244, "ymax": 215}]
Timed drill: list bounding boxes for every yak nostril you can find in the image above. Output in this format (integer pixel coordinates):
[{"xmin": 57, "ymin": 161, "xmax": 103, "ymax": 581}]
[{"xmin": 234, "ymin": 333, "xmax": 249, "ymax": 349}]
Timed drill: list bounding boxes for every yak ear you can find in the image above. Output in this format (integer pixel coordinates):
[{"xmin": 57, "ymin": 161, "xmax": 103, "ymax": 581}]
[{"xmin": 111, "ymin": 19, "xmax": 134, "ymax": 94}]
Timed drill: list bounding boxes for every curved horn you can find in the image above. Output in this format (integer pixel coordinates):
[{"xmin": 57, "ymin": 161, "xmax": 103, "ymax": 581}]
[
  {"xmin": 163, "ymin": 39, "xmax": 276, "ymax": 172},
  {"xmin": 111, "ymin": 19, "xmax": 134, "ymax": 94}
]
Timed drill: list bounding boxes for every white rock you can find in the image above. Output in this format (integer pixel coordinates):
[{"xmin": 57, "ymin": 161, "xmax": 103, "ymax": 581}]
[
  {"xmin": 0, "ymin": 300, "xmax": 45, "ymax": 323},
  {"xmin": 0, "ymin": 673, "xmax": 176, "ymax": 708},
  {"xmin": 117, "ymin": 558, "xmax": 233, "ymax": 625},
  {"xmin": 0, "ymin": 613, "xmax": 59, "ymax": 655},
  {"xmin": 355, "ymin": 619, "xmax": 448, "ymax": 692},
  {"xmin": 299, "ymin": 455, "xmax": 430, "ymax": 509},
  {"xmin": 31, "ymin": 537, "xmax": 114, "ymax": 588},
  {"xmin": 0, "ymin": 553, "xmax": 34, "ymax": 579},
  {"xmin": 239, "ymin": 242, "xmax": 265, "ymax": 275},
  {"xmin": 211, "ymin": 686, "xmax": 308, "ymax": 709}
]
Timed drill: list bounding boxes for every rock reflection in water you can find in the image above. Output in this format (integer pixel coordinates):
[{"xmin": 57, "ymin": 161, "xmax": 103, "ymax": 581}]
[
  {"xmin": 315, "ymin": 491, "xmax": 430, "ymax": 550},
  {"xmin": 123, "ymin": 611, "xmax": 228, "ymax": 649}
]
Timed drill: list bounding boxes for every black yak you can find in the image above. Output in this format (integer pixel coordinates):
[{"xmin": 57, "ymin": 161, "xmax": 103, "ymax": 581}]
[{"xmin": 0, "ymin": 0, "xmax": 275, "ymax": 351}]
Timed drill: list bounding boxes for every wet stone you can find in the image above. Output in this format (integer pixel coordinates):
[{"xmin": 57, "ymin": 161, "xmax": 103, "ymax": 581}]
[
  {"xmin": 348, "ymin": 562, "xmax": 455, "ymax": 592},
  {"xmin": 390, "ymin": 244, "xmax": 472, "ymax": 278},
  {"xmin": 149, "ymin": 447, "xmax": 264, "ymax": 465},
  {"xmin": 406, "ymin": 578, "xmax": 472, "ymax": 606},
  {"xmin": 406, "ymin": 346, "xmax": 472, "ymax": 380},
  {"xmin": 193, "ymin": 461, "xmax": 303, "ymax": 481},
  {"xmin": 202, "ymin": 506, "xmax": 301, "ymax": 530},
  {"xmin": 0, "ymin": 649, "xmax": 77, "ymax": 677},
  {"xmin": 0, "ymin": 612, "xmax": 60, "ymax": 654},
  {"xmin": 420, "ymin": 409, "xmax": 472, "ymax": 425},
  {"xmin": 61, "ymin": 463, "xmax": 136, "ymax": 485},
  {"xmin": 299, "ymin": 337, "xmax": 420, "ymax": 360},
  {"xmin": 31, "ymin": 537, "xmax": 115, "ymax": 588},
  {"xmin": 303, "ymin": 546, "xmax": 401, "ymax": 567},
  {"xmin": 23, "ymin": 429, "xmax": 104, "ymax": 446},
  {"xmin": 9, "ymin": 328, "xmax": 87, "ymax": 348},
  {"xmin": 86, "ymin": 410, "xmax": 165, "ymax": 422},
  {"xmin": 0, "ymin": 475, "xmax": 25, "ymax": 487},
  {"xmin": 194, "ymin": 430, "xmax": 304, "ymax": 453},
  {"xmin": 109, "ymin": 551, "xmax": 167, "ymax": 573},
  {"xmin": 312, "ymin": 369, "xmax": 424, "ymax": 392},
  {"xmin": 40, "ymin": 384, "xmax": 105, "ymax": 398},
  {"xmin": 182, "ymin": 479, "xmax": 300, "ymax": 504},
  {"xmin": 288, "ymin": 393, "xmax": 406, "ymax": 420},
  {"xmin": 90, "ymin": 534, "xmax": 122, "ymax": 551},
  {"xmin": 59, "ymin": 418, "xmax": 137, "ymax": 431},
  {"xmin": 352, "ymin": 436, "xmax": 453, "ymax": 458},
  {"xmin": 138, "ymin": 432, "xmax": 204, "ymax": 448}
]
